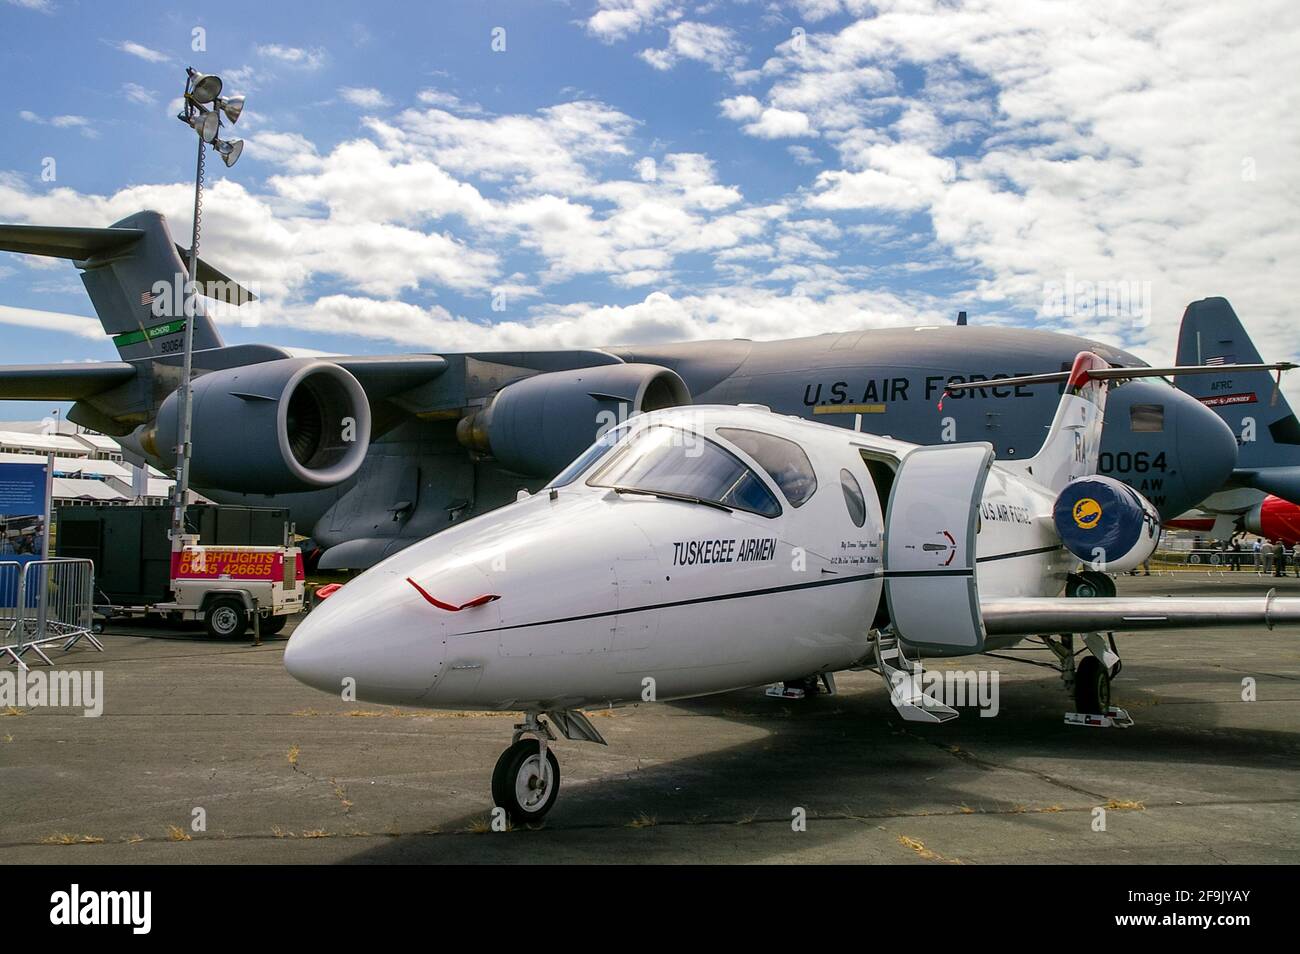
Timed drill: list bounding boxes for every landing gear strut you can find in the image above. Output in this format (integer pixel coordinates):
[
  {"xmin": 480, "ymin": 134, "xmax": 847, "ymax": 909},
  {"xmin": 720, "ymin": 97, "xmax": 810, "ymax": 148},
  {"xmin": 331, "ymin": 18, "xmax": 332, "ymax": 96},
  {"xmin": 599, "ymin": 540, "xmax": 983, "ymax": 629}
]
[
  {"xmin": 491, "ymin": 713, "xmax": 560, "ymax": 826},
  {"xmin": 1041, "ymin": 632, "xmax": 1132, "ymax": 727}
]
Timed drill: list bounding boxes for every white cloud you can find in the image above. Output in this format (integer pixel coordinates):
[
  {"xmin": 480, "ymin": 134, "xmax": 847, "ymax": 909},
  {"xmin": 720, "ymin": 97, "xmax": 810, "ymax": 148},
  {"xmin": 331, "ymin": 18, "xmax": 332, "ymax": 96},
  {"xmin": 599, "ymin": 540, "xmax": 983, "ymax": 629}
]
[
  {"xmin": 339, "ymin": 86, "xmax": 390, "ymax": 109},
  {"xmin": 116, "ymin": 41, "xmax": 170, "ymax": 64},
  {"xmin": 719, "ymin": 95, "xmax": 762, "ymax": 121},
  {"xmin": 584, "ymin": 0, "xmax": 679, "ymax": 42},
  {"xmin": 743, "ymin": 107, "xmax": 815, "ymax": 139},
  {"xmin": 727, "ymin": 0, "xmax": 1300, "ymax": 369},
  {"xmin": 0, "ymin": 304, "xmax": 102, "ymax": 339},
  {"xmin": 18, "ymin": 110, "xmax": 98, "ymax": 139},
  {"xmin": 6, "ymin": 0, "xmax": 55, "ymax": 12},
  {"xmin": 256, "ymin": 44, "xmax": 326, "ymax": 70},
  {"xmin": 416, "ymin": 89, "xmax": 482, "ymax": 113},
  {"xmin": 122, "ymin": 83, "xmax": 156, "ymax": 106},
  {"xmin": 788, "ymin": 144, "xmax": 821, "ymax": 165},
  {"xmin": 639, "ymin": 21, "xmax": 745, "ymax": 73}
]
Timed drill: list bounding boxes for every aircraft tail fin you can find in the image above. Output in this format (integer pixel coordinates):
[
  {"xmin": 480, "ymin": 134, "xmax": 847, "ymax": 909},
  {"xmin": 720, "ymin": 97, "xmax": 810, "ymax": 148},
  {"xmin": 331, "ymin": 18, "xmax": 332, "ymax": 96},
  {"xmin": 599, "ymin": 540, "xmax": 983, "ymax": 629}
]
[
  {"xmin": 1175, "ymin": 297, "xmax": 1300, "ymax": 476},
  {"xmin": 1021, "ymin": 352, "xmax": 1111, "ymax": 493},
  {"xmin": 0, "ymin": 210, "xmax": 252, "ymax": 361}
]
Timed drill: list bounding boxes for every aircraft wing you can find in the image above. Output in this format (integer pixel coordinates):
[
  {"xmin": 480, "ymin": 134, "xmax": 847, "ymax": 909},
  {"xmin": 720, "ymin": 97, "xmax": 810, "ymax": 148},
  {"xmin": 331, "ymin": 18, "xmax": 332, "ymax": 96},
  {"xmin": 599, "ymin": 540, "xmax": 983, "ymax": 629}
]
[{"xmin": 980, "ymin": 595, "xmax": 1300, "ymax": 637}]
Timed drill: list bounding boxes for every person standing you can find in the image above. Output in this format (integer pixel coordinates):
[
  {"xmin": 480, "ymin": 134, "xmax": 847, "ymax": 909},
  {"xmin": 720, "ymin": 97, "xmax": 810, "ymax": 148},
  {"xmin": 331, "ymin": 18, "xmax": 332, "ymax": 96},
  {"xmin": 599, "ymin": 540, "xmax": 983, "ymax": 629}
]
[
  {"xmin": 1253, "ymin": 538, "xmax": 1263, "ymax": 573},
  {"xmin": 1273, "ymin": 539, "xmax": 1287, "ymax": 577},
  {"xmin": 1231, "ymin": 539, "xmax": 1243, "ymax": 571},
  {"xmin": 1293, "ymin": 542, "xmax": 1300, "ymax": 577}
]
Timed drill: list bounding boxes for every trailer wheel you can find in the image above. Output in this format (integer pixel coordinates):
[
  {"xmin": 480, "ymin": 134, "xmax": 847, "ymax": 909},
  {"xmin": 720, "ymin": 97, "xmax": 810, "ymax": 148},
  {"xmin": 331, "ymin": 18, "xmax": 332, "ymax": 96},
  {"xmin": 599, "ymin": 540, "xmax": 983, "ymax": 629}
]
[
  {"xmin": 260, "ymin": 613, "xmax": 289, "ymax": 636},
  {"xmin": 205, "ymin": 597, "xmax": 248, "ymax": 640}
]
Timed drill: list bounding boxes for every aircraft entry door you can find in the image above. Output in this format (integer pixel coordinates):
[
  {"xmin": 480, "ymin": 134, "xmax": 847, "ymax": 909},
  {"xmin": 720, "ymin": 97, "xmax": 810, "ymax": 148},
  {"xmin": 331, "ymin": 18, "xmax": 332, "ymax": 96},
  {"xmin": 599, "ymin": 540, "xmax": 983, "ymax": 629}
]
[{"xmin": 883, "ymin": 443, "xmax": 993, "ymax": 655}]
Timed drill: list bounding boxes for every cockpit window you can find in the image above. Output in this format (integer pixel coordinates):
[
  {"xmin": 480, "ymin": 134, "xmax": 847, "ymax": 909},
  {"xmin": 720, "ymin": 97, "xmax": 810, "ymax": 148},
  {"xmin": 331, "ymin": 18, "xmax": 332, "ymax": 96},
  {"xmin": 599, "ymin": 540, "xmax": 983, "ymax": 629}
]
[
  {"xmin": 1130, "ymin": 404, "xmax": 1164, "ymax": 432},
  {"xmin": 588, "ymin": 426, "xmax": 781, "ymax": 517},
  {"xmin": 547, "ymin": 423, "xmax": 633, "ymax": 488},
  {"xmin": 716, "ymin": 427, "xmax": 818, "ymax": 507}
]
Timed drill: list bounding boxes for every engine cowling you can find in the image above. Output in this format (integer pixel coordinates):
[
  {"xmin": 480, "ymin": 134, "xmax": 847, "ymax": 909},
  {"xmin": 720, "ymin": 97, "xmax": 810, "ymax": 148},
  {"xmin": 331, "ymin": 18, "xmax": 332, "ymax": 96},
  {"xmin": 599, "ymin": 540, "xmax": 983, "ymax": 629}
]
[
  {"xmin": 1245, "ymin": 494, "xmax": 1300, "ymax": 543},
  {"xmin": 457, "ymin": 363, "xmax": 690, "ymax": 476},
  {"xmin": 1053, "ymin": 475, "xmax": 1161, "ymax": 572},
  {"xmin": 153, "ymin": 359, "xmax": 371, "ymax": 492}
]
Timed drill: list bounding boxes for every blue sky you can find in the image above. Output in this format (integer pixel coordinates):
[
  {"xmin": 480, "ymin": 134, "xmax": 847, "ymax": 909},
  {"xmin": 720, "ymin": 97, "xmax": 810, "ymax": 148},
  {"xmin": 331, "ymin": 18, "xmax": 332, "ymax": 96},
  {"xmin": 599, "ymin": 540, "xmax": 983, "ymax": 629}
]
[{"xmin": 2, "ymin": 0, "xmax": 1298, "ymax": 420}]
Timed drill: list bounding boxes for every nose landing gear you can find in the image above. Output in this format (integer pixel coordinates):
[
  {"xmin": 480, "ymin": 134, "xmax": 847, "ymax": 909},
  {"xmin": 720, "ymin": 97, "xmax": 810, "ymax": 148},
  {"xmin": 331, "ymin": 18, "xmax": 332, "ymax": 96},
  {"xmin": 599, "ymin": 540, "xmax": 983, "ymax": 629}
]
[{"xmin": 491, "ymin": 713, "xmax": 560, "ymax": 826}]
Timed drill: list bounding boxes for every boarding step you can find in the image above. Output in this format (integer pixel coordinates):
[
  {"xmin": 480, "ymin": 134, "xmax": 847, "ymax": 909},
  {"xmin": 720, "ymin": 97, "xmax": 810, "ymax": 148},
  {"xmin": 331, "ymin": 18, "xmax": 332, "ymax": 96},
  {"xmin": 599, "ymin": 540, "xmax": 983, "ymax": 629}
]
[
  {"xmin": 1064, "ymin": 707, "xmax": 1133, "ymax": 729},
  {"xmin": 874, "ymin": 635, "xmax": 958, "ymax": 724}
]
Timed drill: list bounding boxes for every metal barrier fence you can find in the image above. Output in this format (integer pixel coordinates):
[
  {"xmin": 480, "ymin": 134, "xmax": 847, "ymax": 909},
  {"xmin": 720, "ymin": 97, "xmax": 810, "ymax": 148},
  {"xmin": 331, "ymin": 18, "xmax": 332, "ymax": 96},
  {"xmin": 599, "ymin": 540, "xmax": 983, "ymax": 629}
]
[
  {"xmin": 0, "ymin": 558, "xmax": 102, "ymax": 670},
  {"xmin": 1147, "ymin": 548, "xmax": 1300, "ymax": 577}
]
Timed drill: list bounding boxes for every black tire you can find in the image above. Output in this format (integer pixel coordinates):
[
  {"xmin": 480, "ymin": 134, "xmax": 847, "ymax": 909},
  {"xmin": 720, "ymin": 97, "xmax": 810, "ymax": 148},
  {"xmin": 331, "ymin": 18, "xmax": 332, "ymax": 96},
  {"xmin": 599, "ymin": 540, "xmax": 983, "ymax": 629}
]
[
  {"xmin": 260, "ymin": 613, "xmax": 289, "ymax": 635},
  {"xmin": 205, "ymin": 597, "xmax": 248, "ymax": 640},
  {"xmin": 491, "ymin": 739, "xmax": 560, "ymax": 826},
  {"xmin": 1067, "ymin": 570, "xmax": 1115, "ymax": 599},
  {"xmin": 1075, "ymin": 655, "xmax": 1111, "ymax": 715}
]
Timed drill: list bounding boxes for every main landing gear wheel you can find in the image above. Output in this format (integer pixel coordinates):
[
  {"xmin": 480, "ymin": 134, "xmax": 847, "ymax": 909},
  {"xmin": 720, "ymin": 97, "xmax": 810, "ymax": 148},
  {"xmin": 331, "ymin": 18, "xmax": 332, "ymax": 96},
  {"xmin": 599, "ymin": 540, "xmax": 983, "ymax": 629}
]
[
  {"xmin": 1067, "ymin": 570, "xmax": 1115, "ymax": 599},
  {"xmin": 492, "ymin": 738, "xmax": 560, "ymax": 826},
  {"xmin": 205, "ymin": 597, "xmax": 247, "ymax": 640},
  {"xmin": 1074, "ymin": 655, "xmax": 1111, "ymax": 715}
]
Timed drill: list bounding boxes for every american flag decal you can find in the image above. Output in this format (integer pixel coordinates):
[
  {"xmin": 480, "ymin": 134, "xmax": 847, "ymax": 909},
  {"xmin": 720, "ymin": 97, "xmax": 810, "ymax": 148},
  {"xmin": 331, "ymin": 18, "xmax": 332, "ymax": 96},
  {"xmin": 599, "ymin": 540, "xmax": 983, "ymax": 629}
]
[
  {"xmin": 1205, "ymin": 354, "xmax": 1232, "ymax": 366},
  {"xmin": 140, "ymin": 290, "xmax": 155, "ymax": 306}
]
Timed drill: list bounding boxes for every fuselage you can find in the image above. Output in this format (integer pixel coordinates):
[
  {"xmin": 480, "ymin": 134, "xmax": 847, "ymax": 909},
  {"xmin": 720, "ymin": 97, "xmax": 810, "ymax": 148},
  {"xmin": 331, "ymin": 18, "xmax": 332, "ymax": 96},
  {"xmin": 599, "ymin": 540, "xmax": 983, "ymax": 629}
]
[
  {"xmin": 285, "ymin": 405, "xmax": 1073, "ymax": 711},
  {"xmin": 211, "ymin": 325, "xmax": 1234, "ymax": 570}
]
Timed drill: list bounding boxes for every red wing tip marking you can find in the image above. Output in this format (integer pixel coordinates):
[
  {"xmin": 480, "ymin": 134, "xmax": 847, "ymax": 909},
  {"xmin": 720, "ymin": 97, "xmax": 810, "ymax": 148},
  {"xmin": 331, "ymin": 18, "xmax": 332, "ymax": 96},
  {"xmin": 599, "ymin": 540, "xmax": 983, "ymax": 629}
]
[{"xmin": 406, "ymin": 577, "xmax": 501, "ymax": 611}]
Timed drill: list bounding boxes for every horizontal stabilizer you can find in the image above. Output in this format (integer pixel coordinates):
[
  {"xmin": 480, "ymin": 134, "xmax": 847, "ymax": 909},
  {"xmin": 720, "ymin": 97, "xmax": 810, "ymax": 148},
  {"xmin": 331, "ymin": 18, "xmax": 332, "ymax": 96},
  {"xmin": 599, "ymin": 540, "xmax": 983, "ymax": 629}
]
[
  {"xmin": 0, "ymin": 362, "xmax": 137, "ymax": 400},
  {"xmin": 174, "ymin": 244, "xmax": 257, "ymax": 304},
  {"xmin": 0, "ymin": 222, "xmax": 253, "ymax": 306},
  {"xmin": 0, "ymin": 223, "xmax": 144, "ymax": 260}
]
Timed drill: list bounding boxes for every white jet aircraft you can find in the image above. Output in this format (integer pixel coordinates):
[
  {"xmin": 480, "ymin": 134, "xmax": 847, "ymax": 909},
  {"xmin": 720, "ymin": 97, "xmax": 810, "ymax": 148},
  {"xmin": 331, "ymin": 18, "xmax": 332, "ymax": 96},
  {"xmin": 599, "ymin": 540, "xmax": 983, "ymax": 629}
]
[{"xmin": 285, "ymin": 351, "xmax": 1299, "ymax": 824}]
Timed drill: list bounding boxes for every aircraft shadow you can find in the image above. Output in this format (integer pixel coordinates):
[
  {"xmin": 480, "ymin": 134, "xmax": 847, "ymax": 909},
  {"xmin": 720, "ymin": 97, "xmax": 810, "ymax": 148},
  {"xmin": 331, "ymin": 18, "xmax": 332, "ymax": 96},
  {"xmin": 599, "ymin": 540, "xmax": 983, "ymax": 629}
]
[{"xmin": 337, "ymin": 661, "xmax": 1300, "ymax": 864}]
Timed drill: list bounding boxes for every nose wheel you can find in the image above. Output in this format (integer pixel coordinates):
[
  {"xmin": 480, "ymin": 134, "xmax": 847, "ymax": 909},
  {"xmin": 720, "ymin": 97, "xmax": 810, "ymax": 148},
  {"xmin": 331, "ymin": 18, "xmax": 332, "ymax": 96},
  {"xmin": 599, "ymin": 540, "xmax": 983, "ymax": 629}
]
[{"xmin": 492, "ymin": 719, "xmax": 561, "ymax": 826}]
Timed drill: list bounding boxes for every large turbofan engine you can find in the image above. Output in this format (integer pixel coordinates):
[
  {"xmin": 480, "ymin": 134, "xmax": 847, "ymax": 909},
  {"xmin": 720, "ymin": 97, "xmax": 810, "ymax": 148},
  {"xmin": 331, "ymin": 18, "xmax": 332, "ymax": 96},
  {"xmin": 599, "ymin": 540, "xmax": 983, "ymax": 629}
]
[
  {"xmin": 151, "ymin": 358, "xmax": 372, "ymax": 492},
  {"xmin": 457, "ymin": 363, "xmax": 690, "ymax": 476},
  {"xmin": 1052, "ymin": 475, "xmax": 1161, "ymax": 572}
]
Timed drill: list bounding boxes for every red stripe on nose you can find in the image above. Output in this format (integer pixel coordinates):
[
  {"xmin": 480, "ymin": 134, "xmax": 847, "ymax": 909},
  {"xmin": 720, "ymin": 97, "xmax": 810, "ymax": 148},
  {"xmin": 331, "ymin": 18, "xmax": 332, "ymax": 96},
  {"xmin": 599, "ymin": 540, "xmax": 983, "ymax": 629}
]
[{"xmin": 406, "ymin": 577, "xmax": 500, "ymax": 611}]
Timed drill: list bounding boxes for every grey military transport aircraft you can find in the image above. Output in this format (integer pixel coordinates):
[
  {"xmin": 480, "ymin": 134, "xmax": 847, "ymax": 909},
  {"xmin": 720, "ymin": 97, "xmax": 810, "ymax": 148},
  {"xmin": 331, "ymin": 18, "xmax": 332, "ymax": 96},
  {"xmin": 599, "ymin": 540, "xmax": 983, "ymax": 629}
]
[{"xmin": 0, "ymin": 210, "xmax": 1237, "ymax": 569}]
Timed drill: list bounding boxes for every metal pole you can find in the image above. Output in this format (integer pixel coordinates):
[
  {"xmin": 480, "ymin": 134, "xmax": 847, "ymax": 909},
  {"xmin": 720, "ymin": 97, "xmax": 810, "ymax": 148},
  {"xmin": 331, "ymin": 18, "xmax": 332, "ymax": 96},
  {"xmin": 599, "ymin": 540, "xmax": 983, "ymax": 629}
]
[{"xmin": 171, "ymin": 132, "xmax": 205, "ymax": 558}]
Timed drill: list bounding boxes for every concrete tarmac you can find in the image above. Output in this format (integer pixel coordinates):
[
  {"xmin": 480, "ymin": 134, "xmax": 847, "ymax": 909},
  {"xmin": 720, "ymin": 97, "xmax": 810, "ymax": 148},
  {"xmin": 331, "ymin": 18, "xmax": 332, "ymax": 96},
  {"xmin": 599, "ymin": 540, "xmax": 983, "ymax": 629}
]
[{"xmin": 1, "ymin": 572, "xmax": 1296, "ymax": 864}]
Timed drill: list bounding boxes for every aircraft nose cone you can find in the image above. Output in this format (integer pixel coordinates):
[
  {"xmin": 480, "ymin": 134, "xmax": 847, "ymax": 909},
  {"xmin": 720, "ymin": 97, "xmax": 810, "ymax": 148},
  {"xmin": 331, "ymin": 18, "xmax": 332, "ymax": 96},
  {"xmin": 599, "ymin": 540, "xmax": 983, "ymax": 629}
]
[
  {"xmin": 1173, "ymin": 388, "xmax": 1238, "ymax": 515},
  {"xmin": 284, "ymin": 567, "xmax": 447, "ymax": 703}
]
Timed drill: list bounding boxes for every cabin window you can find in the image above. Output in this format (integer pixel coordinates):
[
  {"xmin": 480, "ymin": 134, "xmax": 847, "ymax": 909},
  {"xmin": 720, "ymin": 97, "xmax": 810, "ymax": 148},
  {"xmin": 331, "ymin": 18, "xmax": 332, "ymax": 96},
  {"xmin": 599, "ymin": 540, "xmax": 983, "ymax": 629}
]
[
  {"xmin": 839, "ymin": 469, "xmax": 866, "ymax": 528},
  {"xmin": 547, "ymin": 422, "xmax": 633, "ymax": 488},
  {"xmin": 1130, "ymin": 404, "xmax": 1164, "ymax": 432},
  {"xmin": 715, "ymin": 427, "xmax": 818, "ymax": 507},
  {"xmin": 589, "ymin": 426, "xmax": 781, "ymax": 517}
]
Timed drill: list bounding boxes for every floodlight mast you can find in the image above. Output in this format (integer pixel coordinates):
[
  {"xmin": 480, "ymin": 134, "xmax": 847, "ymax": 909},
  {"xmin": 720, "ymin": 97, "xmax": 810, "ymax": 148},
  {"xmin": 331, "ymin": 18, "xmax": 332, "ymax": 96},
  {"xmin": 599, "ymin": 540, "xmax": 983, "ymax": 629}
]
[{"xmin": 169, "ymin": 67, "xmax": 244, "ymax": 561}]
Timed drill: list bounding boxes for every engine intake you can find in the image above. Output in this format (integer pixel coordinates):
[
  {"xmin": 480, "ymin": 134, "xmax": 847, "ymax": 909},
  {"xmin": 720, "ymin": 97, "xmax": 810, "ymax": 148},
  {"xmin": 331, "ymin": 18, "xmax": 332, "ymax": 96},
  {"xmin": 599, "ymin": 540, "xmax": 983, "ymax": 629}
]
[
  {"xmin": 1053, "ymin": 475, "xmax": 1161, "ymax": 572},
  {"xmin": 457, "ymin": 363, "xmax": 690, "ymax": 476},
  {"xmin": 154, "ymin": 358, "xmax": 371, "ymax": 492}
]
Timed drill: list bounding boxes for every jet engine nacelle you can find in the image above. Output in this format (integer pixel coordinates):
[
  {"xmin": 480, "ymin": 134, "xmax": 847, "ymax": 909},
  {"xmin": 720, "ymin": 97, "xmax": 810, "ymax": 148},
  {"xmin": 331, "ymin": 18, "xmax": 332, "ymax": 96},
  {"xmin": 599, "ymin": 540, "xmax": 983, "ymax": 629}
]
[
  {"xmin": 1245, "ymin": 494, "xmax": 1300, "ymax": 544},
  {"xmin": 1052, "ymin": 474, "xmax": 1161, "ymax": 572},
  {"xmin": 152, "ymin": 358, "xmax": 372, "ymax": 493},
  {"xmin": 457, "ymin": 363, "xmax": 690, "ymax": 476}
]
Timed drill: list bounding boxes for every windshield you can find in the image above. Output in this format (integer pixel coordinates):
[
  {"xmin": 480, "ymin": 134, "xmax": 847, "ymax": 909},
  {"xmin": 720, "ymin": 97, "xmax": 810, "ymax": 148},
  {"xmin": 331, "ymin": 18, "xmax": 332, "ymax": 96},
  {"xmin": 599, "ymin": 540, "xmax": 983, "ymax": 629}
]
[
  {"xmin": 588, "ymin": 426, "xmax": 781, "ymax": 517},
  {"xmin": 716, "ymin": 427, "xmax": 818, "ymax": 507},
  {"xmin": 547, "ymin": 423, "xmax": 634, "ymax": 488}
]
